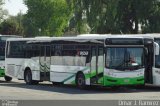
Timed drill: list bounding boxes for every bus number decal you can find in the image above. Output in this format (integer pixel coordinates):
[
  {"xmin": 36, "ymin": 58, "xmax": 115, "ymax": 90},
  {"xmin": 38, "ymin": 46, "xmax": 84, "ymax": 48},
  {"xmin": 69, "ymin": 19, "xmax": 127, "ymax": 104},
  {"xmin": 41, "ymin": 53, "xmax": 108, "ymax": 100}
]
[{"xmin": 79, "ymin": 51, "xmax": 89, "ymax": 56}]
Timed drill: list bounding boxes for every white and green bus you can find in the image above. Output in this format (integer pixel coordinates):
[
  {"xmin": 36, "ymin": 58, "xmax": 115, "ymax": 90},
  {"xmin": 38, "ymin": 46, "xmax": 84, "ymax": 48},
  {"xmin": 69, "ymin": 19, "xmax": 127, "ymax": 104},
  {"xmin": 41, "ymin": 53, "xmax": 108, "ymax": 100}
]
[
  {"xmin": 5, "ymin": 35, "xmax": 158, "ymax": 88},
  {"xmin": 120, "ymin": 34, "xmax": 160, "ymax": 86},
  {"xmin": 137, "ymin": 34, "xmax": 160, "ymax": 86},
  {"xmin": 0, "ymin": 35, "xmax": 21, "ymax": 81}
]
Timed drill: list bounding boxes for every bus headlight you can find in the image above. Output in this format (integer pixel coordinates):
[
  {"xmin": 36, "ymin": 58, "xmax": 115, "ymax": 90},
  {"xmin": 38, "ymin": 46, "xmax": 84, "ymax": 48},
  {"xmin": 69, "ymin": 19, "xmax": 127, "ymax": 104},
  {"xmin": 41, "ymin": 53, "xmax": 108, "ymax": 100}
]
[
  {"xmin": 105, "ymin": 71, "xmax": 114, "ymax": 77},
  {"xmin": 104, "ymin": 69, "xmax": 115, "ymax": 77},
  {"xmin": 137, "ymin": 72, "xmax": 143, "ymax": 76}
]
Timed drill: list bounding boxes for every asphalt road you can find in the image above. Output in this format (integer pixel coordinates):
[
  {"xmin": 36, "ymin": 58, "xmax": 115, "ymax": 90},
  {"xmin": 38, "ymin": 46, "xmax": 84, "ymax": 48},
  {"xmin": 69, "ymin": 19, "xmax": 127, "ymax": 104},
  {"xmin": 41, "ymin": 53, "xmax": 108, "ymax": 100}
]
[{"xmin": 0, "ymin": 78, "xmax": 160, "ymax": 100}]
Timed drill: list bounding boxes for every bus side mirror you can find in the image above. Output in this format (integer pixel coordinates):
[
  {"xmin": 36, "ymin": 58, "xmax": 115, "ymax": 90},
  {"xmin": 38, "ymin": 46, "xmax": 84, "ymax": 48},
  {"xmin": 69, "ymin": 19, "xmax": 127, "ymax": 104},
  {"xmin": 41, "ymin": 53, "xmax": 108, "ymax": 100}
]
[{"xmin": 154, "ymin": 42, "xmax": 159, "ymax": 55}]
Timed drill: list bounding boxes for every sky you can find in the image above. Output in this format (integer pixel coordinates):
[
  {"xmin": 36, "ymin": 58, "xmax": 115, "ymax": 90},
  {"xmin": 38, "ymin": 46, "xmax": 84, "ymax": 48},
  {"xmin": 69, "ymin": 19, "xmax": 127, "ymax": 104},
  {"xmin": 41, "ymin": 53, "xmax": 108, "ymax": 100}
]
[{"xmin": 3, "ymin": 0, "xmax": 28, "ymax": 16}]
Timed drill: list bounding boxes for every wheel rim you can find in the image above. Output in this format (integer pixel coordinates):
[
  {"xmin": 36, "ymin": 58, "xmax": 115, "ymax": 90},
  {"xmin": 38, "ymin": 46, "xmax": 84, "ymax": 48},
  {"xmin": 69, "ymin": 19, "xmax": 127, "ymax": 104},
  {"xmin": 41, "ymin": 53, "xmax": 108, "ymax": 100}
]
[
  {"xmin": 78, "ymin": 75, "xmax": 84, "ymax": 86},
  {"xmin": 78, "ymin": 78, "xmax": 83, "ymax": 85}
]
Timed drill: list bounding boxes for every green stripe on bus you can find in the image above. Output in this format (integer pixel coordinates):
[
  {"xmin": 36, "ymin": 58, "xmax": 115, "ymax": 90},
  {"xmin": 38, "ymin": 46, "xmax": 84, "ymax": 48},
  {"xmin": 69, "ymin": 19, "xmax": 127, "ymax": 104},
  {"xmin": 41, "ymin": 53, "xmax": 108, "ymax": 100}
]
[
  {"xmin": 0, "ymin": 68, "xmax": 5, "ymax": 77},
  {"xmin": 103, "ymin": 75, "xmax": 144, "ymax": 86},
  {"xmin": 40, "ymin": 63, "xmax": 50, "ymax": 71}
]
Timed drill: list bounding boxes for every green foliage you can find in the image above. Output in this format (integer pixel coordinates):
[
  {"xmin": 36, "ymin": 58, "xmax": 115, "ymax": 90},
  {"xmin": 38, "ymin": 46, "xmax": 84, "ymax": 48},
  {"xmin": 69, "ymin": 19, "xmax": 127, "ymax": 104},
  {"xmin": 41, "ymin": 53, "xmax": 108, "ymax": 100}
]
[
  {"xmin": 22, "ymin": 15, "xmax": 38, "ymax": 37},
  {"xmin": 0, "ymin": 0, "xmax": 3, "ymax": 13},
  {"xmin": 72, "ymin": 0, "xmax": 119, "ymax": 34},
  {"xmin": 0, "ymin": 0, "xmax": 4, "ymax": 22},
  {"xmin": 70, "ymin": 0, "xmax": 91, "ymax": 34},
  {"xmin": 2, "ymin": 0, "xmax": 160, "ymax": 36},
  {"xmin": 141, "ymin": 1, "xmax": 160, "ymax": 33},
  {"xmin": 0, "ymin": 0, "xmax": 9, "ymax": 23},
  {"xmin": 0, "ymin": 18, "xmax": 23, "ymax": 35},
  {"xmin": 24, "ymin": 0, "xmax": 73, "ymax": 37},
  {"xmin": 72, "ymin": 0, "xmax": 160, "ymax": 34},
  {"xmin": 116, "ymin": 0, "xmax": 155, "ymax": 34}
]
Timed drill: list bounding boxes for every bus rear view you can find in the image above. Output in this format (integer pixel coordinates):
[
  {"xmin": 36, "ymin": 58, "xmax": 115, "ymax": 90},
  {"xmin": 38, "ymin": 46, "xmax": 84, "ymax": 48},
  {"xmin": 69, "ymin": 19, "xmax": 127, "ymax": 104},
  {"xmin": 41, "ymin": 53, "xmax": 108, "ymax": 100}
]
[{"xmin": 0, "ymin": 35, "xmax": 21, "ymax": 81}]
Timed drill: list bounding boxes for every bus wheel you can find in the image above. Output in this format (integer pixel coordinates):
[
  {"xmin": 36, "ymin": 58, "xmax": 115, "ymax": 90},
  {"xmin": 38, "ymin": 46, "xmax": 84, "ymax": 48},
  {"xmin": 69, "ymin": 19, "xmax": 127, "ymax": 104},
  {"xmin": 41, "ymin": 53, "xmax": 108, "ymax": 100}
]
[
  {"xmin": 76, "ymin": 73, "xmax": 86, "ymax": 89},
  {"xmin": 4, "ymin": 76, "xmax": 12, "ymax": 82},
  {"xmin": 24, "ymin": 70, "xmax": 35, "ymax": 85}
]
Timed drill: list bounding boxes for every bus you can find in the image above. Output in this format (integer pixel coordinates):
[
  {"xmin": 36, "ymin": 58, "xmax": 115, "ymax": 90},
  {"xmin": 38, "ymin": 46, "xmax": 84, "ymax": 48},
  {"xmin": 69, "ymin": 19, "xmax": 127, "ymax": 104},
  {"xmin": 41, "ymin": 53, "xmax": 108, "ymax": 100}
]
[
  {"xmin": 121, "ymin": 34, "xmax": 160, "ymax": 86},
  {"xmin": 0, "ymin": 35, "xmax": 21, "ymax": 81},
  {"xmin": 136, "ymin": 34, "xmax": 160, "ymax": 86},
  {"xmin": 5, "ymin": 35, "xmax": 158, "ymax": 88}
]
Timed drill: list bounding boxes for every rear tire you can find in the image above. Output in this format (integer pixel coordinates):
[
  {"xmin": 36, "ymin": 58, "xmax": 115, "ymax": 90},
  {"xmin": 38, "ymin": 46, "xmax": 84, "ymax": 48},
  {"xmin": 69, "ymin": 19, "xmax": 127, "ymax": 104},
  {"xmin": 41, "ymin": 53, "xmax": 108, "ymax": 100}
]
[
  {"xmin": 76, "ymin": 73, "xmax": 86, "ymax": 89},
  {"xmin": 4, "ymin": 76, "xmax": 12, "ymax": 82},
  {"xmin": 24, "ymin": 70, "xmax": 39, "ymax": 85}
]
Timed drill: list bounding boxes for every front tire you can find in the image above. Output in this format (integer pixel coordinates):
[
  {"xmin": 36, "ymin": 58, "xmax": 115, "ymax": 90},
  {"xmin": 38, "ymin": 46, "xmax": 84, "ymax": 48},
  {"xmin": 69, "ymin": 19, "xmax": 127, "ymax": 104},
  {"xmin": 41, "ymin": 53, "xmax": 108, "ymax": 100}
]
[
  {"xmin": 4, "ymin": 76, "xmax": 12, "ymax": 82},
  {"xmin": 76, "ymin": 73, "xmax": 86, "ymax": 89}
]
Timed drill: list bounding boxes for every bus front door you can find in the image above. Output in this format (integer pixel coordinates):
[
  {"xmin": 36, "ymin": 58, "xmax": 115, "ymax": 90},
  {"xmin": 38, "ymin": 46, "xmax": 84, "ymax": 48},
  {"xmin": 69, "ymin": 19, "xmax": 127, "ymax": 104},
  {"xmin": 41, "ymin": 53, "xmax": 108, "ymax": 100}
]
[
  {"xmin": 40, "ymin": 46, "xmax": 51, "ymax": 81},
  {"xmin": 90, "ymin": 46, "xmax": 104, "ymax": 85}
]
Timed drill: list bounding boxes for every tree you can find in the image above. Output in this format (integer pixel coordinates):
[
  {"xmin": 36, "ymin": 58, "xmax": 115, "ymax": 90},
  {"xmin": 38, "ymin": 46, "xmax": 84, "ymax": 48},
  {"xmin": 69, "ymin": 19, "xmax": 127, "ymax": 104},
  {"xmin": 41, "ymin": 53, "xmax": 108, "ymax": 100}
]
[
  {"xmin": 141, "ymin": 1, "xmax": 160, "ymax": 33},
  {"xmin": 24, "ymin": 0, "xmax": 73, "ymax": 37},
  {"xmin": 72, "ymin": 0, "xmax": 121, "ymax": 34},
  {"xmin": 22, "ymin": 15, "xmax": 38, "ymax": 37},
  {"xmin": 72, "ymin": 0, "xmax": 160, "ymax": 34},
  {"xmin": 0, "ymin": 17, "xmax": 23, "ymax": 35},
  {"xmin": 0, "ymin": 0, "xmax": 8, "ymax": 23},
  {"xmin": 116, "ymin": 0, "xmax": 156, "ymax": 34},
  {"xmin": 0, "ymin": 0, "xmax": 4, "ymax": 22}
]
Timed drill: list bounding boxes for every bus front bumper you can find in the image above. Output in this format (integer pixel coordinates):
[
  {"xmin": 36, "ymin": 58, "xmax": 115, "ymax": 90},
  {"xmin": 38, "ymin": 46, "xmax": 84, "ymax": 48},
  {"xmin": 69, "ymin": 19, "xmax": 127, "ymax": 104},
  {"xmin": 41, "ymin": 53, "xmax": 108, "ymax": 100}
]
[{"xmin": 103, "ymin": 76, "xmax": 144, "ymax": 86}]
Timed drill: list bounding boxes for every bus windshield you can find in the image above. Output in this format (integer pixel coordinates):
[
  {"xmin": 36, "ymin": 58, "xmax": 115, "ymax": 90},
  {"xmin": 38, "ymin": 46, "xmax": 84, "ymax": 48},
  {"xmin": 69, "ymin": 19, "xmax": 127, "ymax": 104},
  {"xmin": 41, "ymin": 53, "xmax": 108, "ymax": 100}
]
[{"xmin": 106, "ymin": 47, "xmax": 144, "ymax": 71}]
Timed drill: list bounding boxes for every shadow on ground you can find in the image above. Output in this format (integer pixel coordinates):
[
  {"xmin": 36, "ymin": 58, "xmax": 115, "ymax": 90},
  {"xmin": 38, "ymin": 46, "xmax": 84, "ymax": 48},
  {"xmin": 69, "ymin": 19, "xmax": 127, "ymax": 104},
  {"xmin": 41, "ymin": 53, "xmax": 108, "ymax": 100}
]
[{"xmin": 0, "ymin": 79, "xmax": 160, "ymax": 94}]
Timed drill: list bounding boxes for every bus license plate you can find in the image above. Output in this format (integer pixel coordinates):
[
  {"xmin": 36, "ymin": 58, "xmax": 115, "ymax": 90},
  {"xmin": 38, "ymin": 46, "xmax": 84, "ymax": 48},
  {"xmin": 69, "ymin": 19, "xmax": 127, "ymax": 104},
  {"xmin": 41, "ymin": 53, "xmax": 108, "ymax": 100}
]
[{"xmin": 124, "ymin": 79, "xmax": 129, "ymax": 83}]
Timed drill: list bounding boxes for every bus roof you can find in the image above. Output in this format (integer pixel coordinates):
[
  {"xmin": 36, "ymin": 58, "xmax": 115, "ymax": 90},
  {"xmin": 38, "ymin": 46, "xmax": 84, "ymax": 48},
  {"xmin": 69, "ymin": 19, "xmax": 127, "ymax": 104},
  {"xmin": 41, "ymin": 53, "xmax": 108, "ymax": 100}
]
[
  {"xmin": 121, "ymin": 33, "xmax": 160, "ymax": 39},
  {"xmin": 6, "ymin": 34, "xmax": 153, "ymax": 42},
  {"xmin": 0, "ymin": 34, "xmax": 21, "ymax": 37},
  {"xmin": 146, "ymin": 33, "xmax": 160, "ymax": 38}
]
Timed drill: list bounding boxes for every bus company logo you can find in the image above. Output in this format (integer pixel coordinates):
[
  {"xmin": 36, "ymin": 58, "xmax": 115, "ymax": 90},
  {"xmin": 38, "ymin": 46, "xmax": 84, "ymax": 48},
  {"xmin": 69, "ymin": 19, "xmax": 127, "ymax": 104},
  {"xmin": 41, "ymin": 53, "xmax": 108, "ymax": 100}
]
[
  {"xmin": 79, "ymin": 51, "xmax": 89, "ymax": 56},
  {"xmin": 2, "ymin": 100, "xmax": 18, "ymax": 106}
]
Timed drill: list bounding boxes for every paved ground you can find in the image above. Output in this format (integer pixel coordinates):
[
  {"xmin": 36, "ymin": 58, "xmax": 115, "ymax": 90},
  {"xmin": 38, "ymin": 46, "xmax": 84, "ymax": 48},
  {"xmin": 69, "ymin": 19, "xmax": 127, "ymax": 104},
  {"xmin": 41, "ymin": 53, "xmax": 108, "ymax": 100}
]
[{"xmin": 0, "ymin": 78, "xmax": 160, "ymax": 100}]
